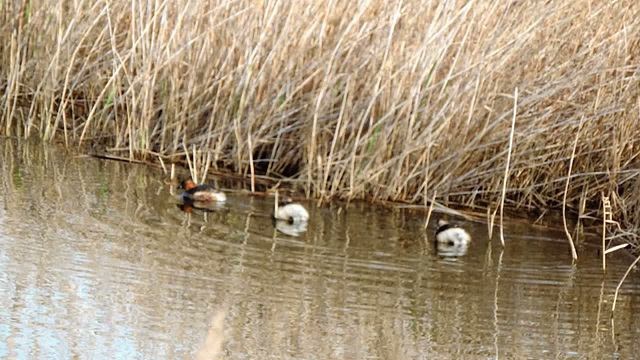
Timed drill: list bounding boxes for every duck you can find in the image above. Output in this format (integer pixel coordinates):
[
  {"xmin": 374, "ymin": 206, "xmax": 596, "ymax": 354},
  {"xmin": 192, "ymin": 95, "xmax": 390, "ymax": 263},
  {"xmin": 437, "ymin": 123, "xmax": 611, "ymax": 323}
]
[
  {"xmin": 435, "ymin": 219, "xmax": 471, "ymax": 246},
  {"xmin": 178, "ymin": 178, "xmax": 226, "ymax": 202},
  {"xmin": 273, "ymin": 191, "xmax": 309, "ymax": 223}
]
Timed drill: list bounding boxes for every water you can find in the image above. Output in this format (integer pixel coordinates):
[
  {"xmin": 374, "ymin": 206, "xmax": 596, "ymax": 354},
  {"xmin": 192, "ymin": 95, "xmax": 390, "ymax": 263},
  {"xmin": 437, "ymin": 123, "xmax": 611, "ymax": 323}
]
[{"xmin": 0, "ymin": 139, "xmax": 639, "ymax": 359}]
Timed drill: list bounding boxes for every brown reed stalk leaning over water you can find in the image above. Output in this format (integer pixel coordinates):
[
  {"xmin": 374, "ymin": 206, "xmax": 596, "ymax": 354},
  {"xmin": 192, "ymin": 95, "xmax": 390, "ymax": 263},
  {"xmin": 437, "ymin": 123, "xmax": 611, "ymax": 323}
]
[{"xmin": 2, "ymin": 0, "xmax": 640, "ymax": 251}]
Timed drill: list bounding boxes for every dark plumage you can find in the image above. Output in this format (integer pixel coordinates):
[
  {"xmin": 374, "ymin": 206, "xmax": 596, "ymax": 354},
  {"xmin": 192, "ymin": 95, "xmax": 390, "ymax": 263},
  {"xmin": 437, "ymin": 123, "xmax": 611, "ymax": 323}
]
[{"xmin": 178, "ymin": 179, "xmax": 226, "ymax": 202}]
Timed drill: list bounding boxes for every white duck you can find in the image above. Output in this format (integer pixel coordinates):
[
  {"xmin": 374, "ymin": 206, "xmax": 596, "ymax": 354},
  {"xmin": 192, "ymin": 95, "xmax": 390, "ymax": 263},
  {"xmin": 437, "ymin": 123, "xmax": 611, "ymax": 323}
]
[
  {"xmin": 273, "ymin": 191, "xmax": 309, "ymax": 223},
  {"xmin": 435, "ymin": 219, "xmax": 471, "ymax": 246}
]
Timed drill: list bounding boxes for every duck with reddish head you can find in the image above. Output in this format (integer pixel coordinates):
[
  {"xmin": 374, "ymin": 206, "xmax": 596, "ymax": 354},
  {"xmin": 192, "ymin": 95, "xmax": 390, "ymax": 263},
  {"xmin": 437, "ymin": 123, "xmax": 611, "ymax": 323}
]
[{"xmin": 178, "ymin": 178, "xmax": 226, "ymax": 202}]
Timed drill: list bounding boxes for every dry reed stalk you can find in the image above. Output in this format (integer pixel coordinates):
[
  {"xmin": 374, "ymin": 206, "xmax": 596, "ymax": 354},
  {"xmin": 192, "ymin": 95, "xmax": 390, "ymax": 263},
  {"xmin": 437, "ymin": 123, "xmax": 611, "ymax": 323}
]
[
  {"xmin": 247, "ymin": 132, "xmax": 255, "ymax": 192},
  {"xmin": 604, "ymin": 244, "xmax": 629, "ymax": 255},
  {"xmin": 562, "ymin": 118, "xmax": 583, "ymax": 261},
  {"xmin": 158, "ymin": 155, "xmax": 167, "ymax": 174},
  {"xmin": 602, "ymin": 194, "xmax": 611, "ymax": 270},
  {"xmin": 193, "ymin": 146, "xmax": 199, "ymax": 183},
  {"xmin": 498, "ymin": 88, "xmax": 518, "ymax": 247},
  {"xmin": 600, "ymin": 193, "xmax": 631, "ymax": 270},
  {"xmin": 424, "ymin": 190, "xmax": 437, "ymax": 230},
  {"xmin": 612, "ymin": 254, "xmax": 640, "ymax": 312},
  {"xmin": 201, "ymin": 150, "xmax": 212, "ymax": 184},
  {"xmin": 487, "ymin": 206, "xmax": 497, "ymax": 240},
  {"xmin": 322, "ymin": 77, "xmax": 350, "ymax": 199},
  {"xmin": 183, "ymin": 143, "xmax": 194, "ymax": 179},
  {"xmin": 274, "ymin": 191, "xmax": 279, "ymax": 215}
]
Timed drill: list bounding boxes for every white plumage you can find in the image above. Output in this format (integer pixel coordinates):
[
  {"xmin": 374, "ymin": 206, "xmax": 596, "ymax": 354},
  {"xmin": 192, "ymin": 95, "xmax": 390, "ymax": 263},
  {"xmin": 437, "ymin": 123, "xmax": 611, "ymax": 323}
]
[
  {"xmin": 273, "ymin": 191, "xmax": 309, "ymax": 223},
  {"xmin": 435, "ymin": 220, "xmax": 471, "ymax": 246},
  {"xmin": 274, "ymin": 203, "xmax": 309, "ymax": 222}
]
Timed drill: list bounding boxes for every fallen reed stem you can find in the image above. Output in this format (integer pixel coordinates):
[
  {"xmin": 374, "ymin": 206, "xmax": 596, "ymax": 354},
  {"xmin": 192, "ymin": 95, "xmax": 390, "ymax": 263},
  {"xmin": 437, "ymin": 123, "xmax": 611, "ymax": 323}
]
[{"xmin": 612, "ymin": 254, "xmax": 640, "ymax": 312}]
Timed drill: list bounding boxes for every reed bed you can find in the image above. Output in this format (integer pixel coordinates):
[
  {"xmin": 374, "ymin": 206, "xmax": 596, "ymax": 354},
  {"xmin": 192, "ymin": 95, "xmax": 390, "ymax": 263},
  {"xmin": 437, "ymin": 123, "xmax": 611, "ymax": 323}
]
[{"xmin": 2, "ymin": 0, "xmax": 640, "ymax": 249}]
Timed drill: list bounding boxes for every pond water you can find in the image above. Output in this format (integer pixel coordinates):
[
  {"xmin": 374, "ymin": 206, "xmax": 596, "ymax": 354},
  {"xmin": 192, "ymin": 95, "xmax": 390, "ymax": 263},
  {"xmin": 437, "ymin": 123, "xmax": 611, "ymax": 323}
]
[{"xmin": 0, "ymin": 139, "xmax": 639, "ymax": 359}]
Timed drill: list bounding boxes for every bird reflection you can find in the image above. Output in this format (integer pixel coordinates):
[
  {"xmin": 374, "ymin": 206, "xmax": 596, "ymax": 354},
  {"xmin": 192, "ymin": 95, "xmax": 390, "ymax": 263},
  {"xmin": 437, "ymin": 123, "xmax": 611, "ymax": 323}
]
[
  {"xmin": 176, "ymin": 200, "xmax": 223, "ymax": 214},
  {"xmin": 274, "ymin": 218, "xmax": 308, "ymax": 236},
  {"xmin": 435, "ymin": 240, "xmax": 469, "ymax": 257}
]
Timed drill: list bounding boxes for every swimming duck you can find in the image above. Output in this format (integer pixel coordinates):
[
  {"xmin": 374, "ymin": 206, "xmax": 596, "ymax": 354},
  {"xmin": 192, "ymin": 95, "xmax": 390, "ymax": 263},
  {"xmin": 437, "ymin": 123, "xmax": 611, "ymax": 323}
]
[
  {"xmin": 178, "ymin": 178, "xmax": 226, "ymax": 202},
  {"xmin": 435, "ymin": 219, "xmax": 471, "ymax": 246},
  {"xmin": 273, "ymin": 192, "xmax": 309, "ymax": 223}
]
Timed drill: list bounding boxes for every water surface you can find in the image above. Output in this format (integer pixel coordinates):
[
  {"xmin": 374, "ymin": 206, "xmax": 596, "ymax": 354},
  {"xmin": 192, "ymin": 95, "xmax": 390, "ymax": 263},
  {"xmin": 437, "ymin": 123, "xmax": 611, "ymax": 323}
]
[{"xmin": 0, "ymin": 139, "xmax": 639, "ymax": 359}]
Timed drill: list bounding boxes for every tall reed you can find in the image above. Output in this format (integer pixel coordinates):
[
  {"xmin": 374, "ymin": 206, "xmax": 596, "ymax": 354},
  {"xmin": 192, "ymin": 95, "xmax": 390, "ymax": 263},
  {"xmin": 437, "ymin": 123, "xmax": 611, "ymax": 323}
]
[{"xmin": 2, "ymin": 0, "xmax": 640, "ymax": 248}]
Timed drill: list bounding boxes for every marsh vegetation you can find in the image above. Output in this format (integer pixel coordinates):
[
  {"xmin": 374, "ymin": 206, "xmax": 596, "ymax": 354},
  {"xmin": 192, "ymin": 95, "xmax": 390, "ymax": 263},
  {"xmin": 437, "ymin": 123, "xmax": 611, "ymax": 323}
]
[
  {"xmin": 1, "ymin": 139, "xmax": 639, "ymax": 359},
  {"xmin": 1, "ymin": 1, "xmax": 639, "ymax": 250}
]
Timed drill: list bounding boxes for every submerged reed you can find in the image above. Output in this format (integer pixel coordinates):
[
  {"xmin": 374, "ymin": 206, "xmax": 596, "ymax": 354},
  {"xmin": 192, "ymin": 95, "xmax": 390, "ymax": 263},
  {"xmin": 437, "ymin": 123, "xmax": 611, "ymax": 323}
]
[{"xmin": 2, "ymin": 0, "xmax": 640, "ymax": 249}]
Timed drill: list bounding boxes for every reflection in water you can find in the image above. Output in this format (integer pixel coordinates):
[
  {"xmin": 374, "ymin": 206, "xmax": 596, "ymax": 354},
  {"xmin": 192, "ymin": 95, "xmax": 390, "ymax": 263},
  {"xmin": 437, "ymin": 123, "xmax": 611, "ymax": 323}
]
[
  {"xmin": 195, "ymin": 310, "xmax": 226, "ymax": 360},
  {"xmin": 176, "ymin": 200, "xmax": 225, "ymax": 214},
  {"xmin": 0, "ymin": 139, "xmax": 639, "ymax": 359},
  {"xmin": 435, "ymin": 239, "xmax": 469, "ymax": 257},
  {"xmin": 274, "ymin": 218, "xmax": 308, "ymax": 236}
]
